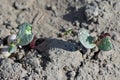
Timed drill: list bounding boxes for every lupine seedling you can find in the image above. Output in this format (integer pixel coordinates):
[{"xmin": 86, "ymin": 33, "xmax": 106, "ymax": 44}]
[
  {"xmin": 7, "ymin": 23, "xmax": 34, "ymax": 55},
  {"xmin": 78, "ymin": 28, "xmax": 113, "ymax": 51}
]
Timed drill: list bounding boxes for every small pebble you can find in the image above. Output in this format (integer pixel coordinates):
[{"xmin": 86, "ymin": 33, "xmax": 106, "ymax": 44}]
[
  {"xmin": 46, "ymin": 4, "xmax": 52, "ymax": 10},
  {"xmin": 85, "ymin": 2, "xmax": 99, "ymax": 21},
  {"xmin": 36, "ymin": 33, "xmax": 40, "ymax": 38},
  {"xmin": 46, "ymin": 4, "xmax": 56, "ymax": 11},
  {"xmin": 70, "ymin": 71, "xmax": 76, "ymax": 77},
  {"xmin": 88, "ymin": 25, "xmax": 94, "ymax": 31},
  {"xmin": 46, "ymin": 4, "xmax": 58, "ymax": 16},
  {"xmin": 16, "ymin": 50, "xmax": 25, "ymax": 60},
  {"xmin": 51, "ymin": 5, "xmax": 56, "ymax": 11},
  {"xmin": 3, "ymin": 20, "xmax": 11, "ymax": 27},
  {"xmin": 73, "ymin": 20, "xmax": 80, "ymax": 27},
  {"xmin": 111, "ymin": 32, "xmax": 120, "ymax": 41},
  {"xmin": 57, "ymin": 33, "xmax": 63, "ymax": 37},
  {"xmin": 81, "ymin": 22, "xmax": 88, "ymax": 28},
  {"xmin": 59, "ymin": 27, "xmax": 66, "ymax": 32},
  {"xmin": 113, "ymin": 2, "xmax": 120, "ymax": 13},
  {"xmin": 112, "ymin": 34, "xmax": 116, "ymax": 40},
  {"xmin": 0, "ymin": 46, "xmax": 11, "ymax": 58},
  {"xmin": 67, "ymin": 71, "xmax": 76, "ymax": 78}
]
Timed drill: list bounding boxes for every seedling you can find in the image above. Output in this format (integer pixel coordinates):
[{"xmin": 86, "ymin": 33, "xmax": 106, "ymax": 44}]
[
  {"xmin": 5, "ymin": 23, "xmax": 34, "ymax": 56},
  {"xmin": 63, "ymin": 29, "xmax": 73, "ymax": 35},
  {"xmin": 58, "ymin": 29, "xmax": 73, "ymax": 37},
  {"xmin": 78, "ymin": 28, "xmax": 113, "ymax": 51}
]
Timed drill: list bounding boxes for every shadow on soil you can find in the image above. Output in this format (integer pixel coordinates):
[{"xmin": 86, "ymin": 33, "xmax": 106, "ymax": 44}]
[
  {"xmin": 35, "ymin": 38, "xmax": 78, "ymax": 52},
  {"xmin": 63, "ymin": 6, "xmax": 86, "ymax": 23},
  {"xmin": 33, "ymin": 38, "xmax": 87, "ymax": 70}
]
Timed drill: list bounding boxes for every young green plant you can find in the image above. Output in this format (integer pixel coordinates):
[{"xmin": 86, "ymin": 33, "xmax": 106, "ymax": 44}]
[
  {"xmin": 8, "ymin": 23, "xmax": 34, "ymax": 54},
  {"xmin": 78, "ymin": 28, "xmax": 113, "ymax": 51}
]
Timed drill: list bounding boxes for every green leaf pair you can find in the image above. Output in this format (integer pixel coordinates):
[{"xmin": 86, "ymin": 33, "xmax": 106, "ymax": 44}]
[
  {"xmin": 78, "ymin": 28, "xmax": 113, "ymax": 51},
  {"xmin": 8, "ymin": 23, "xmax": 34, "ymax": 53}
]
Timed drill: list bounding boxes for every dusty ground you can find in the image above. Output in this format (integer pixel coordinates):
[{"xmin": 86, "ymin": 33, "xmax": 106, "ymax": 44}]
[{"xmin": 0, "ymin": 0, "xmax": 120, "ymax": 80}]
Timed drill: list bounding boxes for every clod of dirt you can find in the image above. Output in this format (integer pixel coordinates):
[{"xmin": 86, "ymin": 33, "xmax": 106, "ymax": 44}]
[
  {"xmin": 85, "ymin": 2, "xmax": 99, "ymax": 22},
  {"xmin": 14, "ymin": 0, "xmax": 34, "ymax": 10},
  {"xmin": 0, "ymin": 46, "xmax": 11, "ymax": 58},
  {"xmin": 46, "ymin": 4, "xmax": 58, "ymax": 17},
  {"xmin": 16, "ymin": 11, "xmax": 33, "ymax": 24},
  {"xmin": 113, "ymin": 2, "xmax": 120, "ymax": 14},
  {"xmin": 35, "ymin": 38, "xmax": 83, "ymax": 80},
  {"xmin": 21, "ymin": 51, "xmax": 43, "ymax": 80},
  {"xmin": 111, "ymin": 32, "xmax": 120, "ymax": 42},
  {"xmin": 0, "ymin": 58, "xmax": 27, "ymax": 79}
]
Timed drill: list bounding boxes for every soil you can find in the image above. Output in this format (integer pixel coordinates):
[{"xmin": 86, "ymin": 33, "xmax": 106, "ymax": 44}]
[{"xmin": 0, "ymin": 0, "xmax": 120, "ymax": 80}]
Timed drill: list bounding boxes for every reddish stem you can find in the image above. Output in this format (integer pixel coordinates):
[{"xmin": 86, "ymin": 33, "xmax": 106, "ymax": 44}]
[
  {"xmin": 30, "ymin": 36, "xmax": 37, "ymax": 49},
  {"xmin": 99, "ymin": 33, "xmax": 111, "ymax": 39}
]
